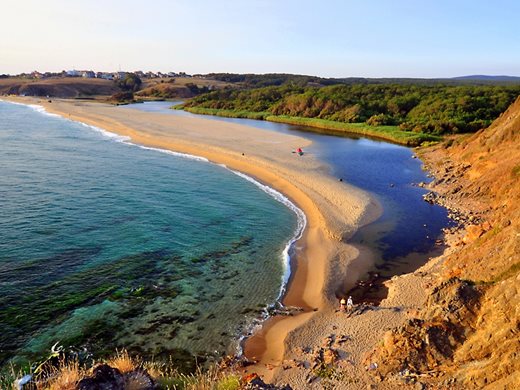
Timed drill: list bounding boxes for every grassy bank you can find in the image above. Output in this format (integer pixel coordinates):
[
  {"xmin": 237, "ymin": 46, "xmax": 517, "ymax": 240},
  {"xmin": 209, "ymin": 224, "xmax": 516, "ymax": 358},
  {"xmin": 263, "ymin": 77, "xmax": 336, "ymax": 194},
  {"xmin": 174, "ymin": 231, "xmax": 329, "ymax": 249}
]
[
  {"xmin": 181, "ymin": 107, "xmax": 441, "ymax": 146},
  {"xmin": 181, "ymin": 106, "xmax": 270, "ymax": 120}
]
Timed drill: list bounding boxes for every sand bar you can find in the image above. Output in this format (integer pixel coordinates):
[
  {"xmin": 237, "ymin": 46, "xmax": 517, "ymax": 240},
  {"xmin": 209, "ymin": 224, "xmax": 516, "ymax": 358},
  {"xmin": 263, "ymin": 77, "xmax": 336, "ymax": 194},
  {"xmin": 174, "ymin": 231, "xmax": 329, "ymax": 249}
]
[{"xmin": 4, "ymin": 97, "xmax": 387, "ymax": 385}]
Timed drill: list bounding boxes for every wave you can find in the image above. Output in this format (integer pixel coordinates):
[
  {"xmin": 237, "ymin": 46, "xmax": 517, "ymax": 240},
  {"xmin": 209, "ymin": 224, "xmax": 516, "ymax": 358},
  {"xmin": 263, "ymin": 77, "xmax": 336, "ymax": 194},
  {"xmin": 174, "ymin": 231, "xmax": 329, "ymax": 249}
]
[
  {"xmin": 228, "ymin": 170, "xmax": 306, "ymax": 357},
  {"xmin": 74, "ymin": 117, "xmax": 208, "ymax": 162},
  {"xmin": 28, "ymin": 104, "xmax": 62, "ymax": 119},
  {"xmin": 229, "ymin": 170, "xmax": 306, "ymax": 298},
  {"xmin": 135, "ymin": 145, "xmax": 209, "ymax": 162},
  {"xmin": 1, "ymin": 100, "xmax": 62, "ymax": 119},
  {"xmin": 77, "ymin": 122, "xmax": 131, "ymax": 143}
]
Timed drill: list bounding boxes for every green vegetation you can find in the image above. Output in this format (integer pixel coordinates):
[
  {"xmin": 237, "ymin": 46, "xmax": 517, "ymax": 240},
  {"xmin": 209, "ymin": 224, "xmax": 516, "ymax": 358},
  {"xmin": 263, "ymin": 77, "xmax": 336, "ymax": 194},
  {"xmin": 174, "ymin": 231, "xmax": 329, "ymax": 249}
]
[
  {"xmin": 492, "ymin": 262, "xmax": 520, "ymax": 283},
  {"xmin": 181, "ymin": 82, "xmax": 520, "ymax": 144},
  {"xmin": 116, "ymin": 73, "xmax": 142, "ymax": 92},
  {"xmin": 265, "ymin": 115, "xmax": 441, "ymax": 146},
  {"xmin": 202, "ymin": 72, "xmax": 338, "ymax": 88},
  {"xmin": 110, "ymin": 91, "xmax": 135, "ymax": 103},
  {"xmin": 512, "ymin": 164, "xmax": 520, "ymax": 177},
  {"xmin": 183, "ymin": 106, "xmax": 270, "ymax": 120},
  {"xmin": 204, "ymin": 72, "xmax": 520, "ymax": 88}
]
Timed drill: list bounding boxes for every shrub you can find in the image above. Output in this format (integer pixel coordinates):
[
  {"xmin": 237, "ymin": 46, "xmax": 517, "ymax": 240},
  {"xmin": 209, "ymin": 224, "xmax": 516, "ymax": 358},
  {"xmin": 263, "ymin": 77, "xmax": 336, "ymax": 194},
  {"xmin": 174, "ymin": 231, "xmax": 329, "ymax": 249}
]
[
  {"xmin": 512, "ymin": 165, "xmax": 520, "ymax": 177},
  {"xmin": 366, "ymin": 113, "xmax": 395, "ymax": 126},
  {"xmin": 111, "ymin": 91, "xmax": 134, "ymax": 102}
]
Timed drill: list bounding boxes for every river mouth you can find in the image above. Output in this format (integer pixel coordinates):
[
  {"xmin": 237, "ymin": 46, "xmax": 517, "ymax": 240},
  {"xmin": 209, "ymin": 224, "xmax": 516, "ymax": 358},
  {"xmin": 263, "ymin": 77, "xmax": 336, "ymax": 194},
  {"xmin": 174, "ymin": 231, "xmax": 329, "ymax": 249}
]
[{"xmin": 121, "ymin": 102, "xmax": 451, "ymax": 305}]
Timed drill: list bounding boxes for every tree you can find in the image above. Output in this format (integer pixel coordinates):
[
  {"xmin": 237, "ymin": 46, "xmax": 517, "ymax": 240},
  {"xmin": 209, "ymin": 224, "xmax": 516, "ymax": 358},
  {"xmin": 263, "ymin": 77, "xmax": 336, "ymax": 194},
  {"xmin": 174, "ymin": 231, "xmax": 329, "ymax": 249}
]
[{"xmin": 117, "ymin": 73, "xmax": 142, "ymax": 92}]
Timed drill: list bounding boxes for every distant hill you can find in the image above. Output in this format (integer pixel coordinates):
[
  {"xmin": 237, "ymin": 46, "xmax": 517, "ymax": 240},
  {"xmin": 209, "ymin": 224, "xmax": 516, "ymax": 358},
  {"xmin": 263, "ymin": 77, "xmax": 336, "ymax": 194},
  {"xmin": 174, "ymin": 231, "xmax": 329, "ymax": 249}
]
[
  {"xmin": 2, "ymin": 73, "xmax": 519, "ymax": 100},
  {"xmin": 202, "ymin": 73, "xmax": 520, "ymax": 87},
  {"xmin": 0, "ymin": 76, "xmax": 231, "ymax": 100},
  {"xmin": 453, "ymin": 74, "xmax": 520, "ymax": 82}
]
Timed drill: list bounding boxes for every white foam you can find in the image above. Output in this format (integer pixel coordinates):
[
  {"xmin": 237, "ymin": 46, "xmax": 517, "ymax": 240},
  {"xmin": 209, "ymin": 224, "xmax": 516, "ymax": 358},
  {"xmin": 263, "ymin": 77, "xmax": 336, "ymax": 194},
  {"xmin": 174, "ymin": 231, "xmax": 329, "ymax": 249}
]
[
  {"xmin": 135, "ymin": 145, "xmax": 209, "ymax": 162},
  {"xmin": 0, "ymin": 100, "xmax": 208, "ymax": 161},
  {"xmin": 0, "ymin": 98, "xmax": 26, "ymax": 106},
  {"xmin": 229, "ymin": 170, "xmax": 306, "ymax": 300},
  {"xmin": 0, "ymin": 99, "xmax": 64, "ymax": 119},
  {"xmin": 28, "ymin": 104, "xmax": 61, "ymax": 118},
  {"xmin": 77, "ymin": 121, "xmax": 131, "ymax": 142}
]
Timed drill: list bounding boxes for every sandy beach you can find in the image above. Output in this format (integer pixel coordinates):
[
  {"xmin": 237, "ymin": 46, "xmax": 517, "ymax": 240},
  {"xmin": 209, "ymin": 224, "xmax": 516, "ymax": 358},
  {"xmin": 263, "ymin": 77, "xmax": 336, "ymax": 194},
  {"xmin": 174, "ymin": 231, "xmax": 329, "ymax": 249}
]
[{"xmin": 4, "ymin": 97, "xmax": 430, "ymax": 388}]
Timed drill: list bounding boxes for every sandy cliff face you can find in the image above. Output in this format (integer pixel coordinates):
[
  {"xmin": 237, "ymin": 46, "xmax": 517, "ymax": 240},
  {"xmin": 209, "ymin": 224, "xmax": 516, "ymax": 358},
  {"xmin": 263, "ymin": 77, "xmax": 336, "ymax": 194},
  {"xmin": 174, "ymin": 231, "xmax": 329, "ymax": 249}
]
[{"xmin": 367, "ymin": 96, "xmax": 520, "ymax": 388}]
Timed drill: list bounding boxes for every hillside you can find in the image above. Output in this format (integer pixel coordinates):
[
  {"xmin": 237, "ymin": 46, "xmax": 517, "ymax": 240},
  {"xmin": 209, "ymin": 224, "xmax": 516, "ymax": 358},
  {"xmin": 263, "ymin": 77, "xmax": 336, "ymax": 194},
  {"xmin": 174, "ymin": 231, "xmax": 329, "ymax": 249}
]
[
  {"xmin": 0, "ymin": 76, "xmax": 231, "ymax": 100},
  {"xmin": 366, "ymin": 96, "xmax": 520, "ymax": 388},
  {"xmin": 135, "ymin": 77, "xmax": 232, "ymax": 99},
  {"xmin": 182, "ymin": 83, "xmax": 520, "ymax": 136},
  {"xmin": 0, "ymin": 77, "xmax": 119, "ymax": 98}
]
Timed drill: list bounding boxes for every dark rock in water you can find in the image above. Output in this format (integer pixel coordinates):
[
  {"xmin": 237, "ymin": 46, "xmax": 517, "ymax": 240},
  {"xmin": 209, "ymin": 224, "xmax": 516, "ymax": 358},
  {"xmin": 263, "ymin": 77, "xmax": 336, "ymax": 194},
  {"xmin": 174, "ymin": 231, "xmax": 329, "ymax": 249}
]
[
  {"xmin": 422, "ymin": 191, "xmax": 438, "ymax": 204},
  {"xmin": 77, "ymin": 364, "xmax": 124, "ymax": 390}
]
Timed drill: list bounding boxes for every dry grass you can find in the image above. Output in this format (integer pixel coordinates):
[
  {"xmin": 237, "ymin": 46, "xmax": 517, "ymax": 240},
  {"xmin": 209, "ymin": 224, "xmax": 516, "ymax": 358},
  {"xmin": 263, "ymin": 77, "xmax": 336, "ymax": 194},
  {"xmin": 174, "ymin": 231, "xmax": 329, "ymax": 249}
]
[
  {"xmin": 140, "ymin": 76, "xmax": 232, "ymax": 89},
  {"xmin": 41, "ymin": 358, "xmax": 84, "ymax": 390},
  {"xmin": 2, "ymin": 352, "xmax": 242, "ymax": 390},
  {"xmin": 107, "ymin": 349, "xmax": 138, "ymax": 373}
]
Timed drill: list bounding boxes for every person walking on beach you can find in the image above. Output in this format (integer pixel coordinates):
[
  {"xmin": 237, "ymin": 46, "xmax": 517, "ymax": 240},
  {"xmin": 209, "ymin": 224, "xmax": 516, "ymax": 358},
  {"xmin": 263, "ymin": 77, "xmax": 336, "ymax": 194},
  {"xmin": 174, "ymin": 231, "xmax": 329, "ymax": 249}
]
[
  {"xmin": 346, "ymin": 296, "xmax": 354, "ymax": 313},
  {"xmin": 339, "ymin": 297, "xmax": 346, "ymax": 311}
]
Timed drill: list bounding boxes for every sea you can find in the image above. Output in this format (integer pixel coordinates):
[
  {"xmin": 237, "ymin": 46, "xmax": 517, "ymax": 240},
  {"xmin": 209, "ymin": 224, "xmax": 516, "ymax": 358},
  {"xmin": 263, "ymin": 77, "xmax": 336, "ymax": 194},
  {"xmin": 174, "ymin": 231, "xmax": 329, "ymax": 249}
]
[{"xmin": 0, "ymin": 101, "xmax": 302, "ymax": 370}]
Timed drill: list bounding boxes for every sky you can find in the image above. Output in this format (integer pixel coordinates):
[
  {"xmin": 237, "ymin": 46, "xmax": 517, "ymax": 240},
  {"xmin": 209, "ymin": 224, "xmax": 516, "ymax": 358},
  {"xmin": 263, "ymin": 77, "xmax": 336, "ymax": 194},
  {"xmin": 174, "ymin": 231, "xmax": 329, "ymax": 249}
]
[{"xmin": 1, "ymin": 0, "xmax": 519, "ymax": 78}]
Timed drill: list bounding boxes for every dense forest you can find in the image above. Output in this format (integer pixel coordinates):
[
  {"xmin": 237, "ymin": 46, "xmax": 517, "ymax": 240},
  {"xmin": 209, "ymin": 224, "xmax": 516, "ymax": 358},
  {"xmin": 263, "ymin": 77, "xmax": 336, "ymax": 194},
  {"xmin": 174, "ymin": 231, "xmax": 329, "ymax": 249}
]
[
  {"xmin": 197, "ymin": 73, "xmax": 338, "ymax": 88},
  {"xmin": 183, "ymin": 83, "xmax": 520, "ymax": 135}
]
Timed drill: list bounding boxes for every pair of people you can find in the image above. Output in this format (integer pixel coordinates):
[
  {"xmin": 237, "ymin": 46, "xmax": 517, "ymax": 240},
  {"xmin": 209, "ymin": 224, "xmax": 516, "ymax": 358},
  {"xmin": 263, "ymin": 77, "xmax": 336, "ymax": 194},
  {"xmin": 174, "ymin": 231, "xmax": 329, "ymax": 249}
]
[{"xmin": 339, "ymin": 296, "xmax": 353, "ymax": 312}]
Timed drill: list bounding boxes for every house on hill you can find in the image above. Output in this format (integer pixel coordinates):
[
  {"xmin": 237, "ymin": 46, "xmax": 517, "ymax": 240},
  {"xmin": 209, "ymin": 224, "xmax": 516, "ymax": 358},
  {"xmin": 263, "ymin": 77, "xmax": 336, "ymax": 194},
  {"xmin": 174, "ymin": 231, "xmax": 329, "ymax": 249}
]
[
  {"xmin": 31, "ymin": 71, "xmax": 44, "ymax": 79},
  {"xmin": 114, "ymin": 71, "xmax": 127, "ymax": 80},
  {"xmin": 66, "ymin": 69, "xmax": 81, "ymax": 77},
  {"xmin": 97, "ymin": 72, "xmax": 114, "ymax": 80},
  {"xmin": 82, "ymin": 71, "xmax": 96, "ymax": 78}
]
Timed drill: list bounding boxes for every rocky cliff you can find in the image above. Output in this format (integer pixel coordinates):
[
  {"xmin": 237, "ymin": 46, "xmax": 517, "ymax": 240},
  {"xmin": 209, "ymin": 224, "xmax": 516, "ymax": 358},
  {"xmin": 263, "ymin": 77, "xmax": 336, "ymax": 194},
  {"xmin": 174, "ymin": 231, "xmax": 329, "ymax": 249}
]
[{"xmin": 367, "ymin": 96, "xmax": 520, "ymax": 388}]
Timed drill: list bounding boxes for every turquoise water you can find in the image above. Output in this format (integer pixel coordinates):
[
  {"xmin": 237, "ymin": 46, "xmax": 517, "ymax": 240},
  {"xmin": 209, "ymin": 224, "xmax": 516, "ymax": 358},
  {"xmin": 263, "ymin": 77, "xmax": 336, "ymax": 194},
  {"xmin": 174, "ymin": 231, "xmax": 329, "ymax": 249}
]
[{"xmin": 0, "ymin": 101, "xmax": 300, "ymax": 369}]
